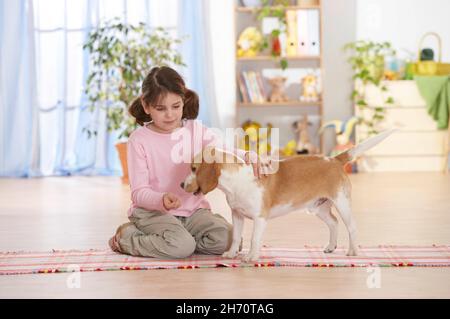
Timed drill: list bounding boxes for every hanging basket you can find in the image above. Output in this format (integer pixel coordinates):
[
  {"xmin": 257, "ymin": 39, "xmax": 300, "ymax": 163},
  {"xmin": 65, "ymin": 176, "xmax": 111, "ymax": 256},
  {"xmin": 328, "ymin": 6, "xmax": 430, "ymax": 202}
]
[{"xmin": 412, "ymin": 32, "xmax": 450, "ymax": 76}]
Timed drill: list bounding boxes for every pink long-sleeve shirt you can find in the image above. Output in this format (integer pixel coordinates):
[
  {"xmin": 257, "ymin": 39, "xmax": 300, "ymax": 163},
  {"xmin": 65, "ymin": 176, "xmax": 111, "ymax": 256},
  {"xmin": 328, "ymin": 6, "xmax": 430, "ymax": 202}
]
[{"xmin": 126, "ymin": 119, "xmax": 248, "ymax": 217}]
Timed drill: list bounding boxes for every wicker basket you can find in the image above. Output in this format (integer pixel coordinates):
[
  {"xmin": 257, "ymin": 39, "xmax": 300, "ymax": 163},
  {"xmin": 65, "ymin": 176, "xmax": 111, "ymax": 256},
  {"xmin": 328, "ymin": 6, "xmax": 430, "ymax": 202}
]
[{"xmin": 412, "ymin": 32, "xmax": 450, "ymax": 76}]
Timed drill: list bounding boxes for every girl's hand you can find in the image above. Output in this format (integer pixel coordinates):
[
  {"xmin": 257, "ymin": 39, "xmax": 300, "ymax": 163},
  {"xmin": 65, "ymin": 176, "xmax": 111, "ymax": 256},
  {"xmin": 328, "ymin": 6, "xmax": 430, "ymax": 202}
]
[
  {"xmin": 244, "ymin": 151, "xmax": 272, "ymax": 179},
  {"xmin": 163, "ymin": 192, "xmax": 181, "ymax": 210}
]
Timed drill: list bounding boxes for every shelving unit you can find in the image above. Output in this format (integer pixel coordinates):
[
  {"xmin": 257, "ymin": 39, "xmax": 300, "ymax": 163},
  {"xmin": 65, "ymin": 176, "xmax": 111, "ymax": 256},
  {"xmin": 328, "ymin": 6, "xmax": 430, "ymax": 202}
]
[{"xmin": 234, "ymin": 0, "xmax": 324, "ymax": 153}]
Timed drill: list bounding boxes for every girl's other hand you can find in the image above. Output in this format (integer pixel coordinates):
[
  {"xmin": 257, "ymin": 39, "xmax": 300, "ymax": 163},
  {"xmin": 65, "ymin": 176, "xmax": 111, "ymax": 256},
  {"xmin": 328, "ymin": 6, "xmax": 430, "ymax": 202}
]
[{"xmin": 163, "ymin": 192, "xmax": 181, "ymax": 210}]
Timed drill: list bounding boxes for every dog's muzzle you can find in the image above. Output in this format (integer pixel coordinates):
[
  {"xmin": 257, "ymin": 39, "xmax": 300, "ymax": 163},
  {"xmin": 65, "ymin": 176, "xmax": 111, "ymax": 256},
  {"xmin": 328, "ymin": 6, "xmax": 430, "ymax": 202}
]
[{"xmin": 181, "ymin": 182, "xmax": 201, "ymax": 195}]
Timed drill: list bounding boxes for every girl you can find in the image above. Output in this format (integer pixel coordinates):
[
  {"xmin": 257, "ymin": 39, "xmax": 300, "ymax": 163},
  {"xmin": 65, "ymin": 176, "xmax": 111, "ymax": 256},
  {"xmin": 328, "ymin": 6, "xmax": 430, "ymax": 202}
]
[{"xmin": 109, "ymin": 66, "xmax": 265, "ymax": 259}]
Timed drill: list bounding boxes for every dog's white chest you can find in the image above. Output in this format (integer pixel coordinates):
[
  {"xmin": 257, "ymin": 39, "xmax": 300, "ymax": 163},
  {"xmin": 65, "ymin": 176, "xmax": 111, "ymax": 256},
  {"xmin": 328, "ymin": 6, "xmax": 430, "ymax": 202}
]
[{"xmin": 218, "ymin": 166, "xmax": 263, "ymax": 219}]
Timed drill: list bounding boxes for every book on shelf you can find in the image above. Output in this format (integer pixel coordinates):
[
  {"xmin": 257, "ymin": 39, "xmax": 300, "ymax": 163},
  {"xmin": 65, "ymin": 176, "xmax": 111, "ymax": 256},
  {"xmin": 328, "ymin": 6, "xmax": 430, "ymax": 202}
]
[
  {"xmin": 255, "ymin": 72, "xmax": 267, "ymax": 103},
  {"xmin": 242, "ymin": 72, "xmax": 256, "ymax": 102},
  {"xmin": 249, "ymin": 71, "xmax": 264, "ymax": 103},
  {"xmin": 238, "ymin": 71, "xmax": 267, "ymax": 104},
  {"xmin": 237, "ymin": 73, "xmax": 249, "ymax": 103}
]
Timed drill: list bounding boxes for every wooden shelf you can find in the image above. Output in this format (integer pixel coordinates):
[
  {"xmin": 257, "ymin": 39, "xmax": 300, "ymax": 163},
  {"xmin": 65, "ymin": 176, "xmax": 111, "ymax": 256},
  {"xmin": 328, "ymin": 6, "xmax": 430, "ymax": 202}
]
[
  {"xmin": 236, "ymin": 5, "xmax": 321, "ymax": 12},
  {"xmin": 234, "ymin": 0, "xmax": 325, "ymax": 152},
  {"xmin": 238, "ymin": 101, "xmax": 322, "ymax": 107},
  {"xmin": 237, "ymin": 55, "xmax": 320, "ymax": 61}
]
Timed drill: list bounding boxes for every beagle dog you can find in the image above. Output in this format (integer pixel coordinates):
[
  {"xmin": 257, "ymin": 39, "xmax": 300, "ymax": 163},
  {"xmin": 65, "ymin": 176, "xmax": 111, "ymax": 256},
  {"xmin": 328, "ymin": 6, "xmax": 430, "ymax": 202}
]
[{"xmin": 181, "ymin": 129, "xmax": 396, "ymax": 262}]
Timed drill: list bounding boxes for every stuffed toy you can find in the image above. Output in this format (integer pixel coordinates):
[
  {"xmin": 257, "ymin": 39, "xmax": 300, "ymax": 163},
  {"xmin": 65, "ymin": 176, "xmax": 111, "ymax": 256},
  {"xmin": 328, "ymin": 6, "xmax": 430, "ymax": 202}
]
[
  {"xmin": 319, "ymin": 116, "xmax": 359, "ymax": 173},
  {"xmin": 300, "ymin": 73, "xmax": 319, "ymax": 102},
  {"xmin": 240, "ymin": 120, "xmax": 273, "ymax": 156},
  {"xmin": 237, "ymin": 27, "xmax": 264, "ymax": 58},
  {"xmin": 268, "ymin": 76, "xmax": 289, "ymax": 103},
  {"xmin": 281, "ymin": 140, "xmax": 297, "ymax": 157},
  {"xmin": 293, "ymin": 115, "xmax": 319, "ymax": 155}
]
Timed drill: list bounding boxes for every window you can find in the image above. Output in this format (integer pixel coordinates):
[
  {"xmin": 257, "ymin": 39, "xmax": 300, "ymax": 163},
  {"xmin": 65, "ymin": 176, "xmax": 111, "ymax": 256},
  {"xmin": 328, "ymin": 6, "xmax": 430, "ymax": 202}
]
[{"xmin": 32, "ymin": 0, "xmax": 179, "ymax": 175}]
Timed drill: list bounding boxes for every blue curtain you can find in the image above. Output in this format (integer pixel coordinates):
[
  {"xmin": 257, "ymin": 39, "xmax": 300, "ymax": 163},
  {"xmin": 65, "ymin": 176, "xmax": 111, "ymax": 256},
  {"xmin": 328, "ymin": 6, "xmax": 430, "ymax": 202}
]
[
  {"xmin": 177, "ymin": 0, "xmax": 219, "ymax": 128},
  {"xmin": 0, "ymin": 0, "xmax": 40, "ymax": 177}
]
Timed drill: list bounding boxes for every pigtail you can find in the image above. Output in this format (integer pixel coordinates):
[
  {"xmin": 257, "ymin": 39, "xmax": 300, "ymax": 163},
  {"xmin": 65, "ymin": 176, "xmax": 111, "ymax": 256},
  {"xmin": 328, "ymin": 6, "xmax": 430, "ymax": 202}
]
[
  {"xmin": 128, "ymin": 96, "xmax": 151, "ymax": 126},
  {"xmin": 182, "ymin": 88, "xmax": 199, "ymax": 120}
]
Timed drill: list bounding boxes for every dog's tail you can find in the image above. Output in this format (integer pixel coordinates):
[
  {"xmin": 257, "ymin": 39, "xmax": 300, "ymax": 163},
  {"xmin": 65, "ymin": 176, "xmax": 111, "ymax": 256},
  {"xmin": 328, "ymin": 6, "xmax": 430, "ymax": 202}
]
[{"xmin": 334, "ymin": 129, "xmax": 398, "ymax": 164}]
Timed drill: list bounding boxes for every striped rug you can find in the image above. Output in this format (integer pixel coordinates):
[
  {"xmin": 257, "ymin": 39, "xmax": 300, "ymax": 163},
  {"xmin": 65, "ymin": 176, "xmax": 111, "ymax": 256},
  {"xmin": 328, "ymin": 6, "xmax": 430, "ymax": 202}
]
[{"xmin": 1, "ymin": 245, "xmax": 449, "ymax": 275}]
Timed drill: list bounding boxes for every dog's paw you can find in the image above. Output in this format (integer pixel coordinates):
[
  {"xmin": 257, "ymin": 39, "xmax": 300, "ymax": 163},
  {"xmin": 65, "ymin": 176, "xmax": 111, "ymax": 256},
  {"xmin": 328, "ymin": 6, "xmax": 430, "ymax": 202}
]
[
  {"xmin": 346, "ymin": 248, "xmax": 359, "ymax": 256},
  {"xmin": 323, "ymin": 245, "xmax": 337, "ymax": 254},
  {"xmin": 242, "ymin": 251, "xmax": 260, "ymax": 263},
  {"xmin": 222, "ymin": 250, "xmax": 239, "ymax": 259}
]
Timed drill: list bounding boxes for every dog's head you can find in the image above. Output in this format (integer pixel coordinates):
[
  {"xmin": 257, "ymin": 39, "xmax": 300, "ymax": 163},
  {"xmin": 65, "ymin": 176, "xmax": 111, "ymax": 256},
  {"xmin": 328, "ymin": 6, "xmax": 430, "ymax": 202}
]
[{"xmin": 180, "ymin": 146, "xmax": 222, "ymax": 196}]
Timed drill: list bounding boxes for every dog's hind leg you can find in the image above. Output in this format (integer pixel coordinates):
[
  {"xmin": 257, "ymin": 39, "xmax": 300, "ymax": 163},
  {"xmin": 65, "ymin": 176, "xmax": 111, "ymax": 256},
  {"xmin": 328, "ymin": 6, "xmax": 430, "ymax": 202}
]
[
  {"xmin": 314, "ymin": 199, "xmax": 338, "ymax": 253},
  {"xmin": 332, "ymin": 191, "xmax": 358, "ymax": 256}
]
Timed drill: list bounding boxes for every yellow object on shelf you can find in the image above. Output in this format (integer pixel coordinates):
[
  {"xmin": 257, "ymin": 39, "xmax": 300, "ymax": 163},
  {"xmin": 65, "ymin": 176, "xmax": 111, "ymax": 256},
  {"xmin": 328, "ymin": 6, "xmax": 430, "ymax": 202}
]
[
  {"xmin": 237, "ymin": 27, "xmax": 264, "ymax": 58},
  {"xmin": 282, "ymin": 140, "xmax": 297, "ymax": 157},
  {"xmin": 412, "ymin": 32, "xmax": 450, "ymax": 76}
]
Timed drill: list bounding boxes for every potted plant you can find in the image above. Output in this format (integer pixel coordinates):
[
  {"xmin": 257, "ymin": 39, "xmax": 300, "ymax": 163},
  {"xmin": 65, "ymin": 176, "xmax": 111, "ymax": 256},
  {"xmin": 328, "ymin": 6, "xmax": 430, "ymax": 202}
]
[
  {"xmin": 256, "ymin": 0, "xmax": 290, "ymax": 69},
  {"xmin": 83, "ymin": 18, "xmax": 185, "ymax": 183},
  {"xmin": 344, "ymin": 40, "xmax": 396, "ymax": 136}
]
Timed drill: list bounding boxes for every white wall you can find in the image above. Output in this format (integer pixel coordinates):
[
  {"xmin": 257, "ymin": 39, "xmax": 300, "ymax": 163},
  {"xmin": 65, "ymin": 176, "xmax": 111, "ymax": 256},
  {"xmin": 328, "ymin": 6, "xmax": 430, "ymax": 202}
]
[
  {"xmin": 321, "ymin": 0, "xmax": 357, "ymax": 154},
  {"xmin": 356, "ymin": 0, "xmax": 450, "ymax": 61},
  {"xmin": 209, "ymin": 0, "xmax": 236, "ymax": 129}
]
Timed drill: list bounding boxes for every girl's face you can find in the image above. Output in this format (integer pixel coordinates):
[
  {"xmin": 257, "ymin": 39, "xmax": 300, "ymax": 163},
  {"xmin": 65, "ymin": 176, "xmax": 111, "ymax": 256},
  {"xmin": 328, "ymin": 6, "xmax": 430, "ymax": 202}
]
[{"xmin": 143, "ymin": 92, "xmax": 184, "ymax": 133}]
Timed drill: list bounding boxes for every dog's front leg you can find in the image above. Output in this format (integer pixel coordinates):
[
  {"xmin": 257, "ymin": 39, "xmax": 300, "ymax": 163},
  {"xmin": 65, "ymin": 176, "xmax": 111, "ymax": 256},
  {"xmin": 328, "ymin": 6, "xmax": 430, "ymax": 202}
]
[
  {"xmin": 222, "ymin": 211, "xmax": 244, "ymax": 259},
  {"xmin": 243, "ymin": 217, "xmax": 267, "ymax": 263}
]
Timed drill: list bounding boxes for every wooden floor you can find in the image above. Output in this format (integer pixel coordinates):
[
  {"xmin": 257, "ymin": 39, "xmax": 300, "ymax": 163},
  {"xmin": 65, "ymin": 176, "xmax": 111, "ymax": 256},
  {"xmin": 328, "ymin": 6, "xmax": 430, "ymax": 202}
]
[{"xmin": 0, "ymin": 172, "xmax": 449, "ymax": 298}]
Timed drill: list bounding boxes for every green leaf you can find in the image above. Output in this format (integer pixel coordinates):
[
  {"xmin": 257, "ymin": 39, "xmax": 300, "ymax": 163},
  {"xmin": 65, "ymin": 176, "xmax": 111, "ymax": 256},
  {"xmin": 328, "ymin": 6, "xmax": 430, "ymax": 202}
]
[
  {"xmin": 357, "ymin": 100, "xmax": 368, "ymax": 106},
  {"xmin": 385, "ymin": 97, "xmax": 395, "ymax": 104}
]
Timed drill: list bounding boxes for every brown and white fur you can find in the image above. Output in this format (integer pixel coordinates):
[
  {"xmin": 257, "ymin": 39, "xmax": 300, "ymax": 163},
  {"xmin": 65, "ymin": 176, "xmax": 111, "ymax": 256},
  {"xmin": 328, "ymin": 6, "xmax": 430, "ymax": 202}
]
[{"xmin": 181, "ymin": 129, "xmax": 396, "ymax": 262}]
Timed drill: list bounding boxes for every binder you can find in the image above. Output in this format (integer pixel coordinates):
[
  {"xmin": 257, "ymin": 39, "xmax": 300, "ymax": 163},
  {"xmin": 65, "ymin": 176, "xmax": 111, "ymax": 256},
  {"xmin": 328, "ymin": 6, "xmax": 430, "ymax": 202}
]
[
  {"xmin": 285, "ymin": 10, "xmax": 298, "ymax": 57},
  {"xmin": 296, "ymin": 9, "xmax": 309, "ymax": 55},
  {"xmin": 307, "ymin": 9, "xmax": 320, "ymax": 56}
]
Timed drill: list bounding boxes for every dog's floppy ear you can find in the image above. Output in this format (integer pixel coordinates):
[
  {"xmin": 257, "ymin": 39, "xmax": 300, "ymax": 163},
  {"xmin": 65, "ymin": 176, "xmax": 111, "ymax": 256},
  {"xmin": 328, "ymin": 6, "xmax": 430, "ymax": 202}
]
[
  {"xmin": 196, "ymin": 162, "xmax": 221, "ymax": 195},
  {"xmin": 202, "ymin": 146, "xmax": 216, "ymax": 162}
]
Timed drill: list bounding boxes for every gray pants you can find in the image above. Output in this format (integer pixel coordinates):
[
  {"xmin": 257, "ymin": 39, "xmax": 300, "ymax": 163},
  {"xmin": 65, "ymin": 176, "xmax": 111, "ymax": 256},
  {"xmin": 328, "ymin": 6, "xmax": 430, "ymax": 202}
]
[{"xmin": 116, "ymin": 208, "xmax": 232, "ymax": 259}]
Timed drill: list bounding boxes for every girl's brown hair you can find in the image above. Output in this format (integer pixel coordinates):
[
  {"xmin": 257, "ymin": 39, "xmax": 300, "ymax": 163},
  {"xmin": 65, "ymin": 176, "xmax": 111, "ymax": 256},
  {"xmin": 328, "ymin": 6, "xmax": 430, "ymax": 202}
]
[{"xmin": 129, "ymin": 66, "xmax": 199, "ymax": 126}]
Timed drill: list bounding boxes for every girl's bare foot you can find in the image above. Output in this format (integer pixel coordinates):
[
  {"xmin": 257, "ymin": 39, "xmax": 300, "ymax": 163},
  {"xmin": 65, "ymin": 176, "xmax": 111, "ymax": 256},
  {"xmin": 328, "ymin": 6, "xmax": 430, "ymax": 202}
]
[{"xmin": 108, "ymin": 234, "xmax": 121, "ymax": 252}]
